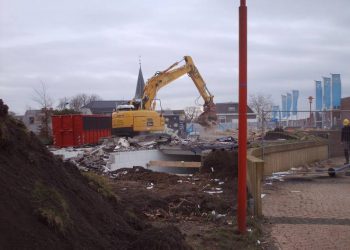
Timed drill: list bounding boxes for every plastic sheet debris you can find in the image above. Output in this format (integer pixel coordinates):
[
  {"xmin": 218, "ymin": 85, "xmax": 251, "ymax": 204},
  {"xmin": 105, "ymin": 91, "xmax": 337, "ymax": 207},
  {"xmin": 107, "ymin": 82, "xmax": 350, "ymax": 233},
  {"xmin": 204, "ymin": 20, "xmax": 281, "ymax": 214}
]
[
  {"xmin": 146, "ymin": 183, "xmax": 154, "ymax": 190},
  {"xmin": 204, "ymin": 190, "xmax": 223, "ymax": 194}
]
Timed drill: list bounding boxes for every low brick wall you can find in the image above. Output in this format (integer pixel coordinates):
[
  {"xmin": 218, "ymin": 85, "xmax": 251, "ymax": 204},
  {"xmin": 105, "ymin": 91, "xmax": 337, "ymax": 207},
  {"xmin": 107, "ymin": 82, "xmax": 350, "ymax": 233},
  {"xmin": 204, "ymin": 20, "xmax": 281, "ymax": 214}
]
[
  {"xmin": 250, "ymin": 141, "xmax": 328, "ymax": 176},
  {"xmin": 247, "ymin": 153, "xmax": 264, "ymax": 218},
  {"xmin": 247, "ymin": 141, "xmax": 328, "ymax": 217}
]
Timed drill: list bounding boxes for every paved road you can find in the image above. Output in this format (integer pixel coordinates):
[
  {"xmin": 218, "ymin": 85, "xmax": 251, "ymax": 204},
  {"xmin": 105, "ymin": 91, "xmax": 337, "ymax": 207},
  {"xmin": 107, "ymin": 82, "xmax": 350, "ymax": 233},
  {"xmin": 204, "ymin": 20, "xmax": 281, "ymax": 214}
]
[{"xmin": 263, "ymin": 160, "xmax": 350, "ymax": 249}]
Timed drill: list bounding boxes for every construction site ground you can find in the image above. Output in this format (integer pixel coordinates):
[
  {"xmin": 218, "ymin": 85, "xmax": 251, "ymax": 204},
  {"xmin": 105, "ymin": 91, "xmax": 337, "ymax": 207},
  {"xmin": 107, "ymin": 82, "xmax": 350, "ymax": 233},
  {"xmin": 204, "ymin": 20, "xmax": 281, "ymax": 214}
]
[
  {"xmin": 108, "ymin": 167, "xmax": 262, "ymax": 250},
  {"xmin": 262, "ymin": 157, "xmax": 350, "ymax": 249}
]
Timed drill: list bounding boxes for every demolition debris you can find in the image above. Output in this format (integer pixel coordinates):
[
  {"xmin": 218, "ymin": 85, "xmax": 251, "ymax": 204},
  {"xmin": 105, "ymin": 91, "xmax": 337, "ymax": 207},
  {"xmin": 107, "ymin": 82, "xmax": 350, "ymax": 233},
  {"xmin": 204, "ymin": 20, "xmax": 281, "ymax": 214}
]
[{"xmin": 50, "ymin": 134, "xmax": 238, "ymax": 173}]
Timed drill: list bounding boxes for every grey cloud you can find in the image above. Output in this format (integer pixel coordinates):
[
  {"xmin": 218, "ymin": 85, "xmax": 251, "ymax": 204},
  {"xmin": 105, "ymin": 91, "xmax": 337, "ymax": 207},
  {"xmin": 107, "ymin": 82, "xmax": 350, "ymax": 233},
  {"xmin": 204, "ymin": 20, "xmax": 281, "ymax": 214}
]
[{"xmin": 1, "ymin": 0, "xmax": 350, "ymax": 114}]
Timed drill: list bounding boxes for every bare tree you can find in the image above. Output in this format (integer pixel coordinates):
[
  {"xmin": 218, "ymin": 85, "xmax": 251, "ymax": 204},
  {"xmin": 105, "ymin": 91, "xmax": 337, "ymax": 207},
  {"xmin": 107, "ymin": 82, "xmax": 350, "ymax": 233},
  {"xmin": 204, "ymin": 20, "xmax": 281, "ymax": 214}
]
[
  {"xmin": 32, "ymin": 81, "xmax": 53, "ymax": 141},
  {"xmin": 33, "ymin": 81, "xmax": 53, "ymax": 109},
  {"xmin": 69, "ymin": 94, "xmax": 101, "ymax": 111},
  {"xmin": 57, "ymin": 97, "xmax": 70, "ymax": 110},
  {"xmin": 184, "ymin": 106, "xmax": 202, "ymax": 123},
  {"xmin": 249, "ymin": 94, "xmax": 273, "ymax": 130}
]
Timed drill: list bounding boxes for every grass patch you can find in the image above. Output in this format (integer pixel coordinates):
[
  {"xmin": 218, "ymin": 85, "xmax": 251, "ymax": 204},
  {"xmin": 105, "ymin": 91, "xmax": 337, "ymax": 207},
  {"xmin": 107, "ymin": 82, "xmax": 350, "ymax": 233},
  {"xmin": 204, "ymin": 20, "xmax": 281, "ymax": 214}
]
[
  {"xmin": 83, "ymin": 172, "xmax": 120, "ymax": 202},
  {"xmin": 198, "ymin": 217, "xmax": 262, "ymax": 250},
  {"xmin": 32, "ymin": 182, "xmax": 70, "ymax": 233}
]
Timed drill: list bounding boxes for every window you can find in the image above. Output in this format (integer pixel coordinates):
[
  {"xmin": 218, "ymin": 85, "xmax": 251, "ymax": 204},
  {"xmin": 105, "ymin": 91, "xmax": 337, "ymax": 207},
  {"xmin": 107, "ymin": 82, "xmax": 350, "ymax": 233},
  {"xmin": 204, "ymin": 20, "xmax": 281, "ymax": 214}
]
[
  {"xmin": 29, "ymin": 117, "xmax": 34, "ymax": 124},
  {"xmin": 228, "ymin": 107, "xmax": 236, "ymax": 112},
  {"xmin": 219, "ymin": 116, "xmax": 226, "ymax": 124},
  {"xmin": 147, "ymin": 118, "xmax": 154, "ymax": 127}
]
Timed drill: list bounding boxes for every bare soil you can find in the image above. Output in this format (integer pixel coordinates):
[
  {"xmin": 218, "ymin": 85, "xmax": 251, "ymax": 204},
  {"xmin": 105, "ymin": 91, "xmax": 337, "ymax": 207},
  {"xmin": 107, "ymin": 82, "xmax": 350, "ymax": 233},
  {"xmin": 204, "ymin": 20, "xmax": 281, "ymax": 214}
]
[
  {"xmin": 0, "ymin": 100, "xmax": 190, "ymax": 250},
  {"xmin": 110, "ymin": 166, "xmax": 262, "ymax": 249}
]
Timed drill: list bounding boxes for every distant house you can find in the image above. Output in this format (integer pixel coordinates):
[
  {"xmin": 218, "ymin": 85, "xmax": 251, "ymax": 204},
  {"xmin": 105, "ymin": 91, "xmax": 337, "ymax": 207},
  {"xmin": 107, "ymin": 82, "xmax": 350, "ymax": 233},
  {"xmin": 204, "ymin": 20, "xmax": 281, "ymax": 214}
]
[
  {"xmin": 81, "ymin": 100, "xmax": 129, "ymax": 115},
  {"xmin": 216, "ymin": 102, "xmax": 256, "ymax": 130},
  {"xmin": 22, "ymin": 109, "xmax": 52, "ymax": 135}
]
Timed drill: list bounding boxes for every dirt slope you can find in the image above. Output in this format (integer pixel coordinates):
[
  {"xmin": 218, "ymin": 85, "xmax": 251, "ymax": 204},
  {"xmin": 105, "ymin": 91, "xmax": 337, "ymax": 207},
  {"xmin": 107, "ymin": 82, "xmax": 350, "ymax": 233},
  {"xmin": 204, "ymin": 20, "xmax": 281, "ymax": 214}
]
[{"xmin": 0, "ymin": 100, "xmax": 190, "ymax": 250}]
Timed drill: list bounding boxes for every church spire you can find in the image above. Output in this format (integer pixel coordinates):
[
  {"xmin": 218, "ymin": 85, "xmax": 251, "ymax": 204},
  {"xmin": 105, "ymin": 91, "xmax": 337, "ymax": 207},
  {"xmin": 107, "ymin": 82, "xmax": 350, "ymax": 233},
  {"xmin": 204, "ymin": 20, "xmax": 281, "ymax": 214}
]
[{"xmin": 134, "ymin": 57, "xmax": 145, "ymax": 99}]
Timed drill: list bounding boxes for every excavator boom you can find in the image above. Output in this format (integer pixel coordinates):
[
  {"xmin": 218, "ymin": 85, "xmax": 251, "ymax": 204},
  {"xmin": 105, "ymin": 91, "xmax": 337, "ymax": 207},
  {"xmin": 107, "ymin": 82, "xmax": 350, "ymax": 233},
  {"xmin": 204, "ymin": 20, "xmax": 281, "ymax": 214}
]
[
  {"xmin": 140, "ymin": 56, "xmax": 217, "ymax": 127},
  {"xmin": 112, "ymin": 56, "xmax": 217, "ymax": 137}
]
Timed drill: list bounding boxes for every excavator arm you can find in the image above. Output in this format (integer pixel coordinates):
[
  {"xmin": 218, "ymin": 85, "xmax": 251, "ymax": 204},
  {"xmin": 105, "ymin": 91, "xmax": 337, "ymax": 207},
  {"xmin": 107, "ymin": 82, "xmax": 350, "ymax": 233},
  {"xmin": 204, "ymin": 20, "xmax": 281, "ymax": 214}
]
[{"xmin": 140, "ymin": 56, "xmax": 217, "ymax": 126}]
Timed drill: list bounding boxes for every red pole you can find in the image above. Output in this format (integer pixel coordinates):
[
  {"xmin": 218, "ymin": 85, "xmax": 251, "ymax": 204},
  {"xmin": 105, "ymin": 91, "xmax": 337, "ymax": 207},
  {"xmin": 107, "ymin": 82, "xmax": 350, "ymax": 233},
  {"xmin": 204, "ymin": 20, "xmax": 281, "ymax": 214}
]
[{"xmin": 238, "ymin": 0, "xmax": 247, "ymax": 233}]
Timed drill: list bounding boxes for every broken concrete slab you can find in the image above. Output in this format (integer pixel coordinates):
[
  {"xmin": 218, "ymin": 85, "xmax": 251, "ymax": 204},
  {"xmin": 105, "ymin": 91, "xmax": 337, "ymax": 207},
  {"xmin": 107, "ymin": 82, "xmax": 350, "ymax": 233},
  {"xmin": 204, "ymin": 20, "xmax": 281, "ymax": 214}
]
[{"xmin": 148, "ymin": 160, "xmax": 201, "ymax": 168}]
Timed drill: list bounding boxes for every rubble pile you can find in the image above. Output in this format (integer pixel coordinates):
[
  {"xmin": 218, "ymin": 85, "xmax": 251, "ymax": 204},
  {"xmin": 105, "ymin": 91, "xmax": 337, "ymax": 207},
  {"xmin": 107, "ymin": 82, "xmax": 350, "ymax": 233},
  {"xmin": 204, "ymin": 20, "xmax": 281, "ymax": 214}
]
[
  {"xmin": 263, "ymin": 128, "xmax": 328, "ymax": 142},
  {"xmin": 52, "ymin": 133, "xmax": 239, "ymax": 173},
  {"xmin": 72, "ymin": 146, "xmax": 110, "ymax": 171},
  {"xmin": 179, "ymin": 136, "xmax": 238, "ymax": 154}
]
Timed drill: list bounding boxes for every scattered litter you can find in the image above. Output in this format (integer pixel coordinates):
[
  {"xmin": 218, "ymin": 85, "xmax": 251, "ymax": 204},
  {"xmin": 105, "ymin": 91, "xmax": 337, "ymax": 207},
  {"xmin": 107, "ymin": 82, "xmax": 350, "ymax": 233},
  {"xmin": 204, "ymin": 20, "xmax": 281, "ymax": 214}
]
[
  {"xmin": 117, "ymin": 138, "xmax": 130, "ymax": 148},
  {"xmin": 266, "ymin": 175, "xmax": 285, "ymax": 182},
  {"xmin": 177, "ymin": 180, "xmax": 183, "ymax": 183},
  {"xmin": 257, "ymin": 240, "xmax": 261, "ymax": 245},
  {"xmin": 218, "ymin": 181, "xmax": 225, "ymax": 185},
  {"xmin": 273, "ymin": 171, "xmax": 290, "ymax": 176},
  {"xmin": 291, "ymin": 190, "xmax": 301, "ymax": 193},
  {"xmin": 216, "ymin": 213, "xmax": 226, "ymax": 219},
  {"xmin": 146, "ymin": 182, "xmax": 154, "ymax": 190},
  {"xmin": 211, "ymin": 167, "xmax": 214, "ymax": 172},
  {"xmin": 247, "ymin": 228, "xmax": 252, "ymax": 232},
  {"xmin": 261, "ymin": 194, "xmax": 266, "ymax": 198},
  {"xmin": 204, "ymin": 190, "xmax": 223, "ymax": 194}
]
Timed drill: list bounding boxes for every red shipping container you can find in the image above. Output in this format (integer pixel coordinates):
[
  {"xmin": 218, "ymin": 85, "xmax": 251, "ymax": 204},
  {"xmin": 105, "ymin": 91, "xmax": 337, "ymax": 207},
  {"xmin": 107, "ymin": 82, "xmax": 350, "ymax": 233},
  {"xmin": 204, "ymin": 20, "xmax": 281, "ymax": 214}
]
[{"xmin": 52, "ymin": 114, "xmax": 112, "ymax": 147}]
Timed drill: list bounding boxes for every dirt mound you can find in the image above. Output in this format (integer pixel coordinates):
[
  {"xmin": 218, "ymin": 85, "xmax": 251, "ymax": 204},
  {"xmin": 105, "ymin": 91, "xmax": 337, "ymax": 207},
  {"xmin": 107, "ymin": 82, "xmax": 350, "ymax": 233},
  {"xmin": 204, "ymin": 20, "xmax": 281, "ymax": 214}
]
[
  {"xmin": 111, "ymin": 166, "xmax": 180, "ymax": 185},
  {"xmin": 201, "ymin": 149, "xmax": 238, "ymax": 179},
  {"xmin": 264, "ymin": 131, "xmax": 298, "ymax": 140},
  {"xmin": 130, "ymin": 226, "xmax": 190, "ymax": 250},
  {"xmin": 0, "ymin": 100, "xmax": 190, "ymax": 250},
  {"xmin": 0, "ymin": 99, "xmax": 8, "ymax": 117}
]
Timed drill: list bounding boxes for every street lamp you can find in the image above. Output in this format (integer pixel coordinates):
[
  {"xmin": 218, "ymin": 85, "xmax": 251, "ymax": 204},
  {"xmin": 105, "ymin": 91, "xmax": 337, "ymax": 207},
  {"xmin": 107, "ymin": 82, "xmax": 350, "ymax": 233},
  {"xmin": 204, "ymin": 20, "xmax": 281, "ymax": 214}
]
[{"xmin": 308, "ymin": 96, "xmax": 314, "ymax": 127}]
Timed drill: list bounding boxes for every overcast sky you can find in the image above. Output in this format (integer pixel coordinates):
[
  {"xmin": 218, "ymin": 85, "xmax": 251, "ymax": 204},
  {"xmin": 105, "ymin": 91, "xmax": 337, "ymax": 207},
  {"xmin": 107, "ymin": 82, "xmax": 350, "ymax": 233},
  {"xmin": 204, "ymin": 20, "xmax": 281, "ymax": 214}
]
[{"xmin": 1, "ymin": 0, "xmax": 349, "ymax": 114}]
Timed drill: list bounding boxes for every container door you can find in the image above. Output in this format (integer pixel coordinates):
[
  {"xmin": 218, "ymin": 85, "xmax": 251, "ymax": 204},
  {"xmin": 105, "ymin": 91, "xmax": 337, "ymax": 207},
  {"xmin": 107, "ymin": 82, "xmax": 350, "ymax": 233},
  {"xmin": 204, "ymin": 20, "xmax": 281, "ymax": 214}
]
[{"xmin": 61, "ymin": 116, "xmax": 74, "ymax": 147}]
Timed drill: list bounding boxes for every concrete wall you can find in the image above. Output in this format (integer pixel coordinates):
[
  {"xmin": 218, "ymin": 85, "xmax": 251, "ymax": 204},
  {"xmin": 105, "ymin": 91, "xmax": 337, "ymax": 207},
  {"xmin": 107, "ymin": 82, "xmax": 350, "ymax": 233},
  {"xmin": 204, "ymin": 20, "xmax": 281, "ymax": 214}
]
[
  {"xmin": 251, "ymin": 141, "xmax": 329, "ymax": 176},
  {"xmin": 108, "ymin": 149, "xmax": 200, "ymax": 174}
]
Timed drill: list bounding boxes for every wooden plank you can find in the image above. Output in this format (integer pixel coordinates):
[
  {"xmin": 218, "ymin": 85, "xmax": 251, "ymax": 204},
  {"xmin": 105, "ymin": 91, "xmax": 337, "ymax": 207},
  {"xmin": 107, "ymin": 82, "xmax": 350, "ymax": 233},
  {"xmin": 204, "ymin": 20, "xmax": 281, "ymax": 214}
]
[{"xmin": 148, "ymin": 160, "xmax": 201, "ymax": 168}]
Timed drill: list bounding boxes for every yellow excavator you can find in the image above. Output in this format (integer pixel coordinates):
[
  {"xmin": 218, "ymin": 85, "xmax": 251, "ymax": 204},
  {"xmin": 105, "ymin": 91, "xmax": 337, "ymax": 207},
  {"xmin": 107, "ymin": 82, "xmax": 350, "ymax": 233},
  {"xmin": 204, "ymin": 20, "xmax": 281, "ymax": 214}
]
[{"xmin": 112, "ymin": 56, "xmax": 217, "ymax": 136}]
